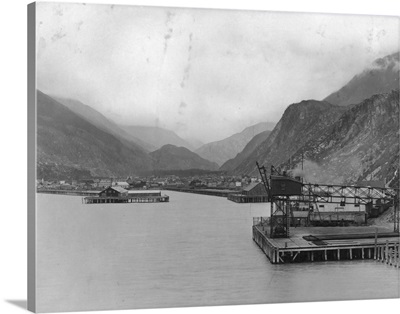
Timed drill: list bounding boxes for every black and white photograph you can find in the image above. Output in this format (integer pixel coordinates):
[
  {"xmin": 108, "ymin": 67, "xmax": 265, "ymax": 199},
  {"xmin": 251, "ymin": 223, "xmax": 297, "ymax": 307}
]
[{"xmin": 2, "ymin": 1, "xmax": 400, "ymax": 314}]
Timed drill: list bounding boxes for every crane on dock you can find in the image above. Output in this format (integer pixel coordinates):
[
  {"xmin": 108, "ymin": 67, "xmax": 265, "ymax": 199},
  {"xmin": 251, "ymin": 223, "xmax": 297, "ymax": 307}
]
[{"xmin": 256, "ymin": 162, "xmax": 400, "ymax": 238}]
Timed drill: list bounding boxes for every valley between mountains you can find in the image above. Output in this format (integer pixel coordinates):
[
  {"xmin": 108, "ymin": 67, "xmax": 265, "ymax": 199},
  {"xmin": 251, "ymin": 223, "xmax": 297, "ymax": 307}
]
[{"xmin": 37, "ymin": 52, "xmax": 399, "ymax": 188}]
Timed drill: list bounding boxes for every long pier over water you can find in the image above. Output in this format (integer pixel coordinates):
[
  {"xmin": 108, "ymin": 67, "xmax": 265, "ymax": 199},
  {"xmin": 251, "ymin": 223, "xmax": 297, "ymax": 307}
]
[
  {"xmin": 164, "ymin": 187, "xmax": 234, "ymax": 197},
  {"xmin": 83, "ymin": 194, "xmax": 169, "ymax": 204}
]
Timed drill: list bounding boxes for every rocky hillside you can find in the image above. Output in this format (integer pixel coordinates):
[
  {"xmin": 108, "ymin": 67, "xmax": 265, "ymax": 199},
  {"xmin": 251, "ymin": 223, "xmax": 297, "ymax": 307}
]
[
  {"xmin": 54, "ymin": 97, "xmax": 156, "ymax": 152},
  {"xmin": 233, "ymin": 100, "xmax": 347, "ymax": 175},
  {"xmin": 324, "ymin": 52, "xmax": 399, "ymax": 106},
  {"xmin": 281, "ymin": 90, "xmax": 399, "ymax": 187},
  {"xmin": 120, "ymin": 125, "xmax": 194, "ymax": 152},
  {"xmin": 37, "ymin": 90, "xmax": 153, "ymax": 179},
  {"xmin": 149, "ymin": 144, "xmax": 219, "ymax": 171},
  {"xmin": 195, "ymin": 122, "xmax": 275, "ymax": 166},
  {"xmin": 220, "ymin": 130, "xmax": 271, "ymax": 172}
]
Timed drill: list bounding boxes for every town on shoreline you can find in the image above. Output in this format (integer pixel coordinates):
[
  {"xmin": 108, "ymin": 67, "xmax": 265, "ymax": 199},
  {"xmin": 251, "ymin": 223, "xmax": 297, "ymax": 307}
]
[{"xmin": 36, "ymin": 173, "xmax": 258, "ymax": 192}]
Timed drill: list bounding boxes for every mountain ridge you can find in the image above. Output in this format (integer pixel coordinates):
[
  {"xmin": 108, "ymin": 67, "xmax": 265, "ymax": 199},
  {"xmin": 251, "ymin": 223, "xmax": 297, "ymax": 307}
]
[
  {"xmin": 219, "ymin": 130, "xmax": 271, "ymax": 172},
  {"xmin": 37, "ymin": 90, "xmax": 154, "ymax": 179},
  {"xmin": 149, "ymin": 144, "xmax": 219, "ymax": 171},
  {"xmin": 283, "ymin": 89, "xmax": 399, "ymax": 186},
  {"xmin": 232, "ymin": 100, "xmax": 347, "ymax": 175},
  {"xmin": 120, "ymin": 125, "xmax": 195, "ymax": 152},
  {"xmin": 195, "ymin": 122, "xmax": 275, "ymax": 166},
  {"xmin": 324, "ymin": 51, "xmax": 399, "ymax": 106},
  {"xmin": 54, "ymin": 97, "xmax": 156, "ymax": 152}
]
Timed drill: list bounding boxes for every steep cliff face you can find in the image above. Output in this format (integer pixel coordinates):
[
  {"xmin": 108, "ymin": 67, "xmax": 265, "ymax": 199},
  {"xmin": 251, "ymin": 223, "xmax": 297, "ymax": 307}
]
[
  {"xmin": 219, "ymin": 130, "xmax": 271, "ymax": 172},
  {"xmin": 233, "ymin": 100, "xmax": 347, "ymax": 175},
  {"xmin": 37, "ymin": 90, "xmax": 153, "ymax": 179},
  {"xmin": 324, "ymin": 52, "xmax": 399, "ymax": 106},
  {"xmin": 149, "ymin": 144, "xmax": 219, "ymax": 171},
  {"xmin": 282, "ymin": 90, "xmax": 399, "ymax": 186},
  {"xmin": 195, "ymin": 122, "xmax": 275, "ymax": 166}
]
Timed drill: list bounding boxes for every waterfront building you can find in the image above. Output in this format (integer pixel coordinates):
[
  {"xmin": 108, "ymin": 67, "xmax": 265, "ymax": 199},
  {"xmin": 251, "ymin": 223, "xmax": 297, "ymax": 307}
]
[
  {"xmin": 99, "ymin": 186, "xmax": 128, "ymax": 197},
  {"xmin": 228, "ymin": 182, "xmax": 269, "ymax": 203}
]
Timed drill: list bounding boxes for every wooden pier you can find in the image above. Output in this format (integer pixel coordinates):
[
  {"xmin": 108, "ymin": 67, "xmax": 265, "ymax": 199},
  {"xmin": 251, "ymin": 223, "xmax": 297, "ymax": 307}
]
[
  {"xmin": 252, "ymin": 222, "xmax": 399, "ymax": 265},
  {"xmin": 228, "ymin": 194, "xmax": 269, "ymax": 203},
  {"xmin": 377, "ymin": 240, "xmax": 400, "ymax": 268},
  {"xmin": 164, "ymin": 187, "xmax": 234, "ymax": 198},
  {"xmin": 37, "ymin": 189, "xmax": 100, "ymax": 196},
  {"xmin": 83, "ymin": 195, "xmax": 169, "ymax": 204}
]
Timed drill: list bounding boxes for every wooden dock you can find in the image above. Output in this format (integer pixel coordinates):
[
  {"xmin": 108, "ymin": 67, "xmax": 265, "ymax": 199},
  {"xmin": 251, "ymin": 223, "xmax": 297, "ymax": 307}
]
[
  {"xmin": 83, "ymin": 195, "xmax": 169, "ymax": 204},
  {"xmin": 164, "ymin": 187, "xmax": 234, "ymax": 197},
  {"xmin": 252, "ymin": 223, "xmax": 399, "ymax": 265},
  {"xmin": 38, "ymin": 189, "xmax": 100, "ymax": 196},
  {"xmin": 228, "ymin": 194, "xmax": 268, "ymax": 203}
]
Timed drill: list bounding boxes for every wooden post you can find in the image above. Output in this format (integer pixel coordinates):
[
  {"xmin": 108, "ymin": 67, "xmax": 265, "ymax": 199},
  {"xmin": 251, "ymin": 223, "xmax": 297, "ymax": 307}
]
[
  {"xmin": 311, "ymin": 251, "xmax": 314, "ymax": 262},
  {"xmin": 337, "ymin": 249, "xmax": 340, "ymax": 260},
  {"xmin": 349, "ymin": 248, "xmax": 352, "ymax": 260},
  {"xmin": 324, "ymin": 250, "xmax": 327, "ymax": 261},
  {"xmin": 362, "ymin": 248, "xmax": 364, "ymax": 259},
  {"xmin": 269, "ymin": 243, "xmax": 272, "ymax": 260},
  {"xmin": 374, "ymin": 228, "xmax": 378, "ymax": 259},
  {"xmin": 385, "ymin": 241, "xmax": 389, "ymax": 264},
  {"xmin": 397, "ymin": 243, "xmax": 400, "ymax": 268}
]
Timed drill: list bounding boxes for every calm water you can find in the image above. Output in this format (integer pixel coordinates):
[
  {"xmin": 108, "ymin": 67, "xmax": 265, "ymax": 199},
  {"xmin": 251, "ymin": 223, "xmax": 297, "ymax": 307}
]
[{"xmin": 36, "ymin": 192, "xmax": 400, "ymax": 312}]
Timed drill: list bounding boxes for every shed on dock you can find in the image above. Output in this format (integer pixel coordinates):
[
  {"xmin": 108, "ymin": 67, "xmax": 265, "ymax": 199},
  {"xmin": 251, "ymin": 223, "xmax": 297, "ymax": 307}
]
[
  {"xmin": 99, "ymin": 186, "xmax": 128, "ymax": 197},
  {"xmin": 227, "ymin": 182, "xmax": 269, "ymax": 203},
  {"xmin": 242, "ymin": 182, "xmax": 266, "ymax": 196},
  {"xmin": 270, "ymin": 175, "xmax": 302, "ymax": 196}
]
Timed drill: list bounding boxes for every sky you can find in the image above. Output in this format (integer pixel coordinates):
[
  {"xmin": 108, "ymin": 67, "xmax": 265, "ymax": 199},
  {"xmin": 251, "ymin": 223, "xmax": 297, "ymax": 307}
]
[{"xmin": 36, "ymin": 3, "xmax": 399, "ymax": 143}]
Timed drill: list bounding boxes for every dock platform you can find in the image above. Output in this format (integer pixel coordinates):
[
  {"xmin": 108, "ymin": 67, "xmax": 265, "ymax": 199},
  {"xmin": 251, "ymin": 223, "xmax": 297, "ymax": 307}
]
[
  {"xmin": 83, "ymin": 194, "xmax": 169, "ymax": 204},
  {"xmin": 228, "ymin": 194, "xmax": 268, "ymax": 203},
  {"xmin": 164, "ymin": 187, "xmax": 234, "ymax": 197},
  {"xmin": 252, "ymin": 223, "xmax": 400, "ymax": 265}
]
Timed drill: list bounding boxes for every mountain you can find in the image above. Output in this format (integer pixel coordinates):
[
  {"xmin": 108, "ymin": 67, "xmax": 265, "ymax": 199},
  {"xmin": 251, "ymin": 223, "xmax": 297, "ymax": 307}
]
[
  {"xmin": 324, "ymin": 52, "xmax": 399, "ymax": 106},
  {"xmin": 119, "ymin": 125, "xmax": 194, "ymax": 152},
  {"xmin": 183, "ymin": 137, "xmax": 204, "ymax": 150},
  {"xmin": 149, "ymin": 144, "xmax": 219, "ymax": 171},
  {"xmin": 36, "ymin": 90, "xmax": 153, "ymax": 179},
  {"xmin": 220, "ymin": 130, "xmax": 271, "ymax": 172},
  {"xmin": 281, "ymin": 90, "xmax": 399, "ymax": 187},
  {"xmin": 232, "ymin": 100, "xmax": 347, "ymax": 175},
  {"xmin": 54, "ymin": 97, "xmax": 156, "ymax": 152},
  {"xmin": 194, "ymin": 122, "xmax": 275, "ymax": 166}
]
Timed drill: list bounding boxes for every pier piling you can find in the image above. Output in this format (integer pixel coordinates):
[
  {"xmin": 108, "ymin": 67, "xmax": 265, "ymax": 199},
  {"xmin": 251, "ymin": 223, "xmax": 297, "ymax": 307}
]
[{"xmin": 252, "ymin": 224, "xmax": 399, "ymax": 265}]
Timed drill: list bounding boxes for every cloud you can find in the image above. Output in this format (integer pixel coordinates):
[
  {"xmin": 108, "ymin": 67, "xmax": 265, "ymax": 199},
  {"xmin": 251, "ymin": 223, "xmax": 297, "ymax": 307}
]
[{"xmin": 36, "ymin": 3, "xmax": 400, "ymax": 143}]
